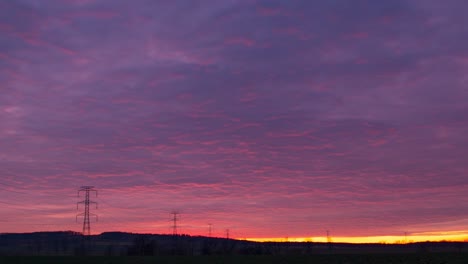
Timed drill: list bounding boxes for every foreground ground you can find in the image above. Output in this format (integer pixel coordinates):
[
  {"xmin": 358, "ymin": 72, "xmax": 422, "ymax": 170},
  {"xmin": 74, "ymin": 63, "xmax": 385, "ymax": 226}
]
[{"xmin": 1, "ymin": 253, "xmax": 468, "ymax": 264}]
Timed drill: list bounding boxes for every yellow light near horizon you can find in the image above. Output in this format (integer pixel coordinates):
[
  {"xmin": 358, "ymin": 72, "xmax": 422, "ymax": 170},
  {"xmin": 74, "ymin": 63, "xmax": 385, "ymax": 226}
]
[{"xmin": 244, "ymin": 232, "xmax": 468, "ymax": 244}]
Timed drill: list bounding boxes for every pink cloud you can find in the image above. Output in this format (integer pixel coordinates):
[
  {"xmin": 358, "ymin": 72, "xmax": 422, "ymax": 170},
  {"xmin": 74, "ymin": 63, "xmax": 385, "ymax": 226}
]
[
  {"xmin": 257, "ymin": 7, "xmax": 281, "ymax": 16},
  {"xmin": 225, "ymin": 37, "xmax": 255, "ymax": 47}
]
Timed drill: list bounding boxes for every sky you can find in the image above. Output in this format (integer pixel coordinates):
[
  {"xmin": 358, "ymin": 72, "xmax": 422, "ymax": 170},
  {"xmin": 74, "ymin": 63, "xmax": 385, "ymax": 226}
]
[{"xmin": 1, "ymin": 0, "xmax": 468, "ymax": 243}]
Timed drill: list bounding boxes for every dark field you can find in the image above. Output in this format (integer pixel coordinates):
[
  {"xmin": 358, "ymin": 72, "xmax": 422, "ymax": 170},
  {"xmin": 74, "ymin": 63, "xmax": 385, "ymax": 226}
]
[
  {"xmin": 2, "ymin": 233, "xmax": 468, "ymax": 264},
  {"xmin": 2, "ymin": 253, "xmax": 468, "ymax": 264}
]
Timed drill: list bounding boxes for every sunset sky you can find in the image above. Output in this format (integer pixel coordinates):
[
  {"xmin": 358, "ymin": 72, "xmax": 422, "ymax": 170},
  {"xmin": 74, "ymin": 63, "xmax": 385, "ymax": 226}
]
[{"xmin": 1, "ymin": 0, "xmax": 468, "ymax": 243}]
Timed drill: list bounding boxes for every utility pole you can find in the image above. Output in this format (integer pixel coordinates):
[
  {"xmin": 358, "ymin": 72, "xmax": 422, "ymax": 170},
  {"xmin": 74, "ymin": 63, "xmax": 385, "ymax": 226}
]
[
  {"xmin": 208, "ymin": 223, "xmax": 212, "ymax": 237},
  {"xmin": 171, "ymin": 211, "xmax": 179, "ymax": 236},
  {"xmin": 225, "ymin": 229, "xmax": 230, "ymax": 239},
  {"xmin": 76, "ymin": 186, "xmax": 98, "ymax": 236}
]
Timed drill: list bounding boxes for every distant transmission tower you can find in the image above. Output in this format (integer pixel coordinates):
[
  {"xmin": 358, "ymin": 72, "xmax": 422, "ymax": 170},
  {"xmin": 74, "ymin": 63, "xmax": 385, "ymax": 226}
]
[
  {"xmin": 208, "ymin": 223, "xmax": 212, "ymax": 237},
  {"xmin": 171, "ymin": 211, "xmax": 179, "ymax": 235},
  {"xmin": 225, "ymin": 229, "xmax": 230, "ymax": 239},
  {"xmin": 326, "ymin": 230, "xmax": 332, "ymax": 243},
  {"xmin": 76, "ymin": 186, "xmax": 98, "ymax": 236}
]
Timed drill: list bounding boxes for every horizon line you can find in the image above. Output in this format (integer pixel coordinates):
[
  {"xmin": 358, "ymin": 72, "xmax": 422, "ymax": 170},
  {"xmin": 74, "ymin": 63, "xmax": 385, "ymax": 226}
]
[{"xmin": 2, "ymin": 230, "xmax": 467, "ymax": 244}]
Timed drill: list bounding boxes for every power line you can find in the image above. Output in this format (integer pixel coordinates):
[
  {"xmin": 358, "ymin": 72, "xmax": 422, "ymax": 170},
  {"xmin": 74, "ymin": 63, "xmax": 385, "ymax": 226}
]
[{"xmin": 76, "ymin": 186, "xmax": 98, "ymax": 236}]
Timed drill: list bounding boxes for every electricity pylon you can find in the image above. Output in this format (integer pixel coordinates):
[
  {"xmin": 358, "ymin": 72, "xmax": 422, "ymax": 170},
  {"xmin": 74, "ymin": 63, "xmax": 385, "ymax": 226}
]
[
  {"xmin": 76, "ymin": 186, "xmax": 98, "ymax": 236},
  {"xmin": 171, "ymin": 211, "xmax": 179, "ymax": 236}
]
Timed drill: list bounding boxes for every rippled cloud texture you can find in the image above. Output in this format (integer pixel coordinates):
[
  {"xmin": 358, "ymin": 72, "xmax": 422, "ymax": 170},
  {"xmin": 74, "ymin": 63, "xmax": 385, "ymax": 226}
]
[{"xmin": 1, "ymin": 0, "xmax": 468, "ymax": 238}]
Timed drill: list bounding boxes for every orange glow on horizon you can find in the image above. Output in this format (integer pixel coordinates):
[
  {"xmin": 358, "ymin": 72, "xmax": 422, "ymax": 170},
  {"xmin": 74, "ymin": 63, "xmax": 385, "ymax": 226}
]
[{"xmin": 243, "ymin": 231, "xmax": 468, "ymax": 244}]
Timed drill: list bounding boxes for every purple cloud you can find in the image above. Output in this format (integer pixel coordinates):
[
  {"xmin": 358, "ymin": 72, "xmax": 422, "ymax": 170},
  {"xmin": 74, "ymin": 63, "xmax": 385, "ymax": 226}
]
[{"xmin": 0, "ymin": 0, "xmax": 467, "ymax": 239}]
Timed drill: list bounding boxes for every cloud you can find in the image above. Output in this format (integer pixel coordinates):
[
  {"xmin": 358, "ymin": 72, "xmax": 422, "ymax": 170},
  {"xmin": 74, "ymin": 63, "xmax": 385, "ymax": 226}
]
[{"xmin": 0, "ymin": 0, "xmax": 467, "ymax": 237}]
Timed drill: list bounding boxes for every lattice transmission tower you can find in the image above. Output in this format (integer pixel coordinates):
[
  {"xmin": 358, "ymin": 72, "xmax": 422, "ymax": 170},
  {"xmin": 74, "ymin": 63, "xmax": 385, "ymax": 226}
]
[
  {"xmin": 76, "ymin": 186, "xmax": 98, "ymax": 236},
  {"xmin": 171, "ymin": 211, "xmax": 179, "ymax": 236}
]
